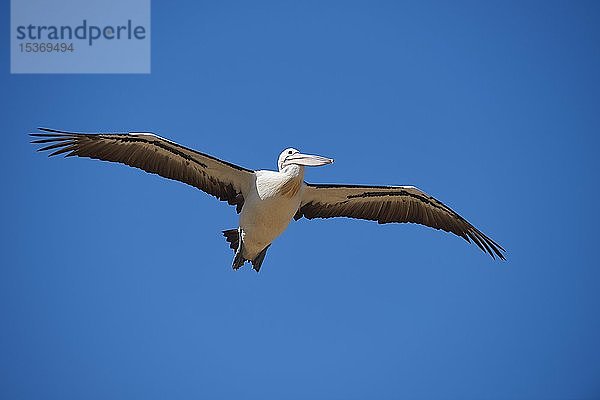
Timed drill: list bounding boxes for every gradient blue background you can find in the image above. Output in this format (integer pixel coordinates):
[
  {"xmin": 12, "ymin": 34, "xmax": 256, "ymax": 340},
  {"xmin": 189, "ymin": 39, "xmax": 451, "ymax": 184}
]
[{"xmin": 1, "ymin": 1, "xmax": 599, "ymax": 399}]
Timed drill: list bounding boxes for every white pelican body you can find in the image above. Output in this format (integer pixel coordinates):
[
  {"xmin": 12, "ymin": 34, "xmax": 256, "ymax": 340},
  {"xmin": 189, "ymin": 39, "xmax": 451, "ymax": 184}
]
[
  {"xmin": 239, "ymin": 167, "xmax": 304, "ymax": 260},
  {"xmin": 32, "ymin": 128, "xmax": 505, "ymax": 272}
]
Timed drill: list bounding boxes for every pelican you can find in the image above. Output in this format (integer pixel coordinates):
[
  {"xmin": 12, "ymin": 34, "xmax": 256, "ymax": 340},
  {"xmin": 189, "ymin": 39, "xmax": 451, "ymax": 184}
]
[{"xmin": 31, "ymin": 127, "xmax": 505, "ymax": 271}]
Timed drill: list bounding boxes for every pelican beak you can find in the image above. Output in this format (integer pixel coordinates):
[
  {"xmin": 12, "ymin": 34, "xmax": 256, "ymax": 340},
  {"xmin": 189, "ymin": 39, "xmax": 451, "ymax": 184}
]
[{"xmin": 288, "ymin": 153, "xmax": 334, "ymax": 167}]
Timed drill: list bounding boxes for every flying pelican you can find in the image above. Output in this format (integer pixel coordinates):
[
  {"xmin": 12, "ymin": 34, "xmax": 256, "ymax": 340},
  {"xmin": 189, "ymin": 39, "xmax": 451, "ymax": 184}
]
[{"xmin": 31, "ymin": 127, "xmax": 505, "ymax": 271}]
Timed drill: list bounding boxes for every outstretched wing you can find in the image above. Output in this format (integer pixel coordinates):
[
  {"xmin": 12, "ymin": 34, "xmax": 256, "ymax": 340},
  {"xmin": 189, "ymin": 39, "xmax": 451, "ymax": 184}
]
[
  {"xmin": 31, "ymin": 128, "xmax": 254, "ymax": 212},
  {"xmin": 296, "ymin": 183, "xmax": 505, "ymax": 260}
]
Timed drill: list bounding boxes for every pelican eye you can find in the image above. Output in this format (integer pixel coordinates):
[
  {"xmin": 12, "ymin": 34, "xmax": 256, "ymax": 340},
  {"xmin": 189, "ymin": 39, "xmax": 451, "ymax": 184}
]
[{"xmin": 288, "ymin": 150, "xmax": 293, "ymax": 155}]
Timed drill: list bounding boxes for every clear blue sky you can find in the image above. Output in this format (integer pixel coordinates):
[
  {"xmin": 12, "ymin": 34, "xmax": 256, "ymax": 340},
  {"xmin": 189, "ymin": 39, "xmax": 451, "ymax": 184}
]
[{"xmin": 1, "ymin": 1, "xmax": 599, "ymax": 399}]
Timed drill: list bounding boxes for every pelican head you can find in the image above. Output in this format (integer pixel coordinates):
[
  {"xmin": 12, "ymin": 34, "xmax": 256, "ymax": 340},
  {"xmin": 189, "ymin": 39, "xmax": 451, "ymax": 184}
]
[{"xmin": 278, "ymin": 148, "xmax": 334, "ymax": 171}]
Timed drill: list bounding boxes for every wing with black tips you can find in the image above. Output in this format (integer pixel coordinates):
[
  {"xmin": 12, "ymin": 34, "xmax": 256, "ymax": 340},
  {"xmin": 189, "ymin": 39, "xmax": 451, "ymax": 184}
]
[
  {"xmin": 297, "ymin": 183, "xmax": 505, "ymax": 260},
  {"xmin": 31, "ymin": 128, "xmax": 254, "ymax": 212}
]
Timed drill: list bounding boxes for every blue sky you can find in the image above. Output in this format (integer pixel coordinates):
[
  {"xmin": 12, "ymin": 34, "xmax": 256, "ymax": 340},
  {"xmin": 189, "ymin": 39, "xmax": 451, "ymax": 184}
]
[{"xmin": 1, "ymin": 1, "xmax": 599, "ymax": 399}]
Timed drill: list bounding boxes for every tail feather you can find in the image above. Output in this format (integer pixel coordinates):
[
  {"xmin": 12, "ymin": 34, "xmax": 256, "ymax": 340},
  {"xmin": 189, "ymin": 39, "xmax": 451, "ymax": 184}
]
[
  {"xmin": 222, "ymin": 229, "xmax": 239, "ymax": 252},
  {"xmin": 251, "ymin": 245, "xmax": 270, "ymax": 273},
  {"xmin": 223, "ymin": 228, "xmax": 246, "ymax": 270},
  {"xmin": 222, "ymin": 229, "xmax": 270, "ymax": 272},
  {"xmin": 232, "ymin": 249, "xmax": 245, "ymax": 270}
]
